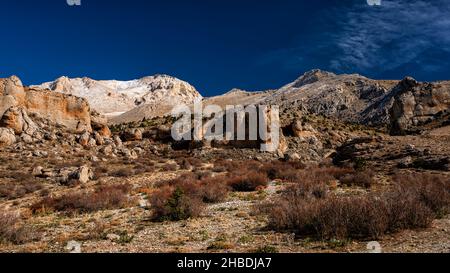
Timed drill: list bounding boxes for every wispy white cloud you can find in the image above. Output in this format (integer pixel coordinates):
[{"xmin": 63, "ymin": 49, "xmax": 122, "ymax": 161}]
[
  {"xmin": 329, "ymin": 0, "xmax": 450, "ymax": 74},
  {"xmin": 260, "ymin": 0, "xmax": 450, "ymax": 79}
]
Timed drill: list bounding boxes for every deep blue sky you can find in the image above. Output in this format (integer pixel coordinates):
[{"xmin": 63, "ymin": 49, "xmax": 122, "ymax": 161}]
[{"xmin": 1, "ymin": 0, "xmax": 450, "ymax": 96}]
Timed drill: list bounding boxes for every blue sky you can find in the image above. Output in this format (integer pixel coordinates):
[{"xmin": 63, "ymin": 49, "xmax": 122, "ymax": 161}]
[{"xmin": 1, "ymin": 0, "xmax": 449, "ymax": 96}]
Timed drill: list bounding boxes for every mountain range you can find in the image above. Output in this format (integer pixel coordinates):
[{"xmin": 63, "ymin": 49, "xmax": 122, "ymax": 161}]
[{"xmin": 29, "ymin": 70, "xmax": 450, "ymax": 134}]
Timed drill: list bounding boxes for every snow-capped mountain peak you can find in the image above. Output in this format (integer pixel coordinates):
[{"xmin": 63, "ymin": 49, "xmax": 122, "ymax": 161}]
[{"xmin": 32, "ymin": 75, "xmax": 202, "ymax": 117}]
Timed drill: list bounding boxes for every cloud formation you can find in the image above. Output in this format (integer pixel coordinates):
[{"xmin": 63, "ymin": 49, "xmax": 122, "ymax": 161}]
[
  {"xmin": 261, "ymin": 0, "xmax": 450, "ymax": 80},
  {"xmin": 330, "ymin": 0, "xmax": 450, "ymax": 75}
]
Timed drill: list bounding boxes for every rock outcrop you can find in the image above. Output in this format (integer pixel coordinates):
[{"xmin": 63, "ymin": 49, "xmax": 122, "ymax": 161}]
[
  {"xmin": 389, "ymin": 77, "xmax": 450, "ymax": 135},
  {"xmin": 0, "ymin": 76, "xmax": 113, "ymax": 147},
  {"xmin": 0, "ymin": 128, "xmax": 16, "ymax": 146},
  {"xmin": 1, "ymin": 76, "xmax": 93, "ymax": 133},
  {"xmin": 0, "ymin": 107, "xmax": 38, "ymax": 135}
]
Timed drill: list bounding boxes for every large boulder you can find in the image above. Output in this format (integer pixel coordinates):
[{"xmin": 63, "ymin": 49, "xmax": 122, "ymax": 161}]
[
  {"xmin": 0, "ymin": 107, "xmax": 38, "ymax": 135},
  {"xmin": 0, "ymin": 76, "xmax": 24, "ymax": 116},
  {"xmin": 120, "ymin": 128, "xmax": 143, "ymax": 142},
  {"xmin": 0, "ymin": 76, "xmax": 26, "ymax": 104},
  {"xmin": 69, "ymin": 166, "xmax": 94, "ymax": 184},
  {"xmin": 91, "ymin": 111, "xmax": 111, "ymax": 138},
  {"xmin": 290, "ymin": 119, "xmax": 317, "ymax": 138},
  {"xmin": 0, "ymin": 128, "xmax": 16, "ymax": 146}
]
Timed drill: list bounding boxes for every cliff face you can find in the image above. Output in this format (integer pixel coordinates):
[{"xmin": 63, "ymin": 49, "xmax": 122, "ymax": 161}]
[
  {"xmin": 389, "ymin": 77, "xmax": 450, "ymax": 135},
  {"xmin": 0, "ymin": 76, "xmax": 92, "ymax": 132}
]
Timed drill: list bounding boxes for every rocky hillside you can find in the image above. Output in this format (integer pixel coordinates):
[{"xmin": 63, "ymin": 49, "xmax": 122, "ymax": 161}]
[
  {"xmin": 262, "ymin": 70, "xmax": 399, "ymax": 126},
  {"xmin": 204, "ymin": 70, "xmax": 449, "ymax": 134},
  {"xmin": 33, "ymin": 75, "xmax": 202, "ymax": 118}
]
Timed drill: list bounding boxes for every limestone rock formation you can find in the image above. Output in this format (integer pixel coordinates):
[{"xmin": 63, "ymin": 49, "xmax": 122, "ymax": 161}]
[
  {"xmin": 389, "ymin": 77, "xmax": 450, "ymax": 135},
  {"xmin": 0, "ymin": 128, "xmax": 16, "ymax": 146},
  {"xmin": 33, "ymin": 74, "xmax": 202, "ymax": 119},
  {"xmin": 1, "ymin": 76, "xmax": 93, "ymax": 133},
  {"xmin": 262, "ymin": 70, "xmax": 397, "ymax": 126},
  {"xmin": 0, "ymin": 107, "xmax": 39, "ymax": 135}
]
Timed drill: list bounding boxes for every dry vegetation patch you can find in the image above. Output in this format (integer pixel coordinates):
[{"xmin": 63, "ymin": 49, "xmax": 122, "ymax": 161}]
[
  {"xmin": 262, "ymin": 173, "xmax": 450, "ymax": 240},
  {"xmin": 30, "ymin": 183, "xmax": 134, "ymax": 215},
  {"xmin": 0, "ymin": 209, "xmax": 34, "ymax": 245}
]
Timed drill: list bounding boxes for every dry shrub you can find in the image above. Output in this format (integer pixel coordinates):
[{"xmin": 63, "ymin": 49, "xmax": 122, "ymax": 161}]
[
  {"xmin": 260, "ymin": 161, "xmax": 304, "ymax": 181},
  {"xmin": 150, "ymin": 172, "xmax": 232, "ymax": 221},
  {"xmin": 162, "ymin": 175, "xmax": 229, "ymax": 203},
  {"xmin": 0, "ymin": 180, "xmax": 44, "ymax": 200},
  {"xmin": 161, "ymin": 163, "xmax": 178, "ymax": 172},
  {"xmin": 212, "ymin": 159, "xmax": 242, "ymax": 173},
  {"xmin": 272, "ymin": 166, "xmax": 353, "ymax": 186},
  {"xmin": 198, "ymin": 178, "xmax": 229, "ymax": 203},
  {"xmin": 316, "ymin": 167, "xmax": 355, "ymax": 180},
  {"xmin": 264, "ymin": 173, "xmax": 449, "ymax": 240},
  {"xmin": 111, "ymin": 168, "xmax": 135, "ymax": 177},
  {"xmin": 339, "ymin": 170, "xmax": 375, "ymax": 188},
  {"xmin": 285, "ymin": 179, "xmax": 328, "ymax": 200},
  {"xmin": 228, "ymin": 172, "xmax": 269, "ymax": 192},
  {"xmin": 0, "ymin": 210, "xmax": 33, "ymax": 245},
  {"xmin": 31, "ymin": 184, "xmax": 133, "ymax": 215},
  {"xmin": 194, "ymin": 170, "xmax": 213, "ymax": 180},
  {"xmin": 93, "ymin": 166, "xmax": 109, "ymax": 180},
  {"xmin": 259, "ymin": 162, "xmax": 347, "ymax": 184},
  {"xmin": 150, "ymin": 186, "xmax": 204, "ymax": 222},
  {"xmin": 268, "ymin": 196, "xmax": 389, "ymax": 240},
  {"xmin": 393, "ymin": 173, "xmax": 450, "ymax": 217},
  {"xmin": 179, "ymin": 159, "xmax": 193, "ymax": 170},
  {"xmin": 185, "ymin": 157, "xmax": 204, "ymax": 168},
  {"xmin": 133, "ymin": 164, "xmax": 156, "ymax": 175}
]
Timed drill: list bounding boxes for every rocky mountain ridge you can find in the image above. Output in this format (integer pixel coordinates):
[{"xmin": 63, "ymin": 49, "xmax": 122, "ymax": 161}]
[
  {"xmin": 6, "ymin": 69, "xmax": 450, "ymax": 137},
  {"xmin": 32, "ymin": 74, "xmax": 202, "ymax": 117}
]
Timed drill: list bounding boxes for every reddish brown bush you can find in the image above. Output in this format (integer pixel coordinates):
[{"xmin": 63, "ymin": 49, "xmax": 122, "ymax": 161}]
[
  {"xmin": 259, "ymin": 163, "xmax": 351, "ymax": 184},
  {"xmin": 0, "ymin": 180, "xmax": 44, "ymax": 200},
  {"xmin": 260, "ymin": 161, "xmax": 303, "ymax": 181},
  {"xmin": 161, "ymin": 175, "xmax": 229, "ymax": 203},
  {"xmin": 228, "ymin": 172, "xmax": 269, "ymax": 192},
  {"xmin": 393, "ymin": 173, "xmax": 450, "ymax": 217},
  {"xmin": 264, "ymin": 173, "xmax": 447, "ymax": 240},
  {"xmin": 93, "ymin": 166, "xmax": 109, "ymax": 180},
  {"xmin": 283, "ymin": 179, "xmax": 328, "ymax": 200},
  {"xmin": 198, "ymin": 178, "xmax": 229, "ymax": 203},
  {"xmin": 317, "ymin": 167, "xmax": 355, "ymax": 180},
  {"xmin": 31, "ymin": 183, "xmax": 133, "ymax": 215},
  {"xmin": 339, "ymin": 170, "xmax": 375, "ymax": 188}
]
